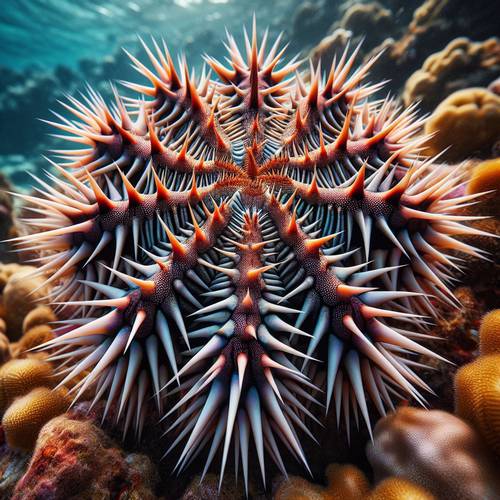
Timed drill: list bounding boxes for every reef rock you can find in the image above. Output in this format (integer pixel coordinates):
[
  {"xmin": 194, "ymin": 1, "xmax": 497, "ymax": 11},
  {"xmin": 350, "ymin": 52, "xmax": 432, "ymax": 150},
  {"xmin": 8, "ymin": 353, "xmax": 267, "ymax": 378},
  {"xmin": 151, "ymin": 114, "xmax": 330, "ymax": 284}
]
[
  {"xmin": 366, "ymin": 407, "xmax": 500, "ymax": 499},
  {"xmin": 13, "ymin": 414, "xmax": 159, "ymax": 500}
]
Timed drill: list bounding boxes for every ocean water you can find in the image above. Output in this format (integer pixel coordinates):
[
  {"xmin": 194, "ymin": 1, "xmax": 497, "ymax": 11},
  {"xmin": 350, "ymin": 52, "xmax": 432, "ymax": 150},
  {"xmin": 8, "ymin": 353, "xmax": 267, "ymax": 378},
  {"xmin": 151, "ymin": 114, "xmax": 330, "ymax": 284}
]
[{"xmin": 0, "ymin": 0, "xmax": 498, "ymax": 188}]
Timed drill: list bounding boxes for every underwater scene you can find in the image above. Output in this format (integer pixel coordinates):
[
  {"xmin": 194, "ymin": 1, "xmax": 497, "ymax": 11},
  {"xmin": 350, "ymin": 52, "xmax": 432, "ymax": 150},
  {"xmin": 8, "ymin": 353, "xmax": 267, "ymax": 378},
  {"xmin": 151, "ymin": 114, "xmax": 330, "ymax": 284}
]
[{"xmin": 0, "ymin": 0, "xmax": 499, "ymax": 498}]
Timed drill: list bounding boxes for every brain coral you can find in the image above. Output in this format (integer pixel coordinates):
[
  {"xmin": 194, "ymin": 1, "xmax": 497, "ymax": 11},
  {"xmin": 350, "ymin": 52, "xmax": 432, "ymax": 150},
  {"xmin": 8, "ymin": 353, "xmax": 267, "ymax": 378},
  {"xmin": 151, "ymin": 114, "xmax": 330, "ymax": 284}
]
[
  {"xmin": 9, "ymin": 21, "xmax": 492, "ymax": 488},
  {"xmin": 455, "ymin": 353, "xmax": 500, "ymax": 455},
  {"xmin": 2, "ymin": 387, "xmax": 68, "ymax": 451},
  {"xmin": 0, "ymin": 358, "xmax": 53, "ymax": 413}
]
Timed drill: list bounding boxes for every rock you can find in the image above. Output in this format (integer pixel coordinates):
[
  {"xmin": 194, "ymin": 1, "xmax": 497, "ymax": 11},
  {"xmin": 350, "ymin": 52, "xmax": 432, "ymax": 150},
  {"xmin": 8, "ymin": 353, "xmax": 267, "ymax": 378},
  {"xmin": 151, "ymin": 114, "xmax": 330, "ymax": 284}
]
[{"xmin": 13, "ymin": 414, "xmax": 159, "ymax": 499}]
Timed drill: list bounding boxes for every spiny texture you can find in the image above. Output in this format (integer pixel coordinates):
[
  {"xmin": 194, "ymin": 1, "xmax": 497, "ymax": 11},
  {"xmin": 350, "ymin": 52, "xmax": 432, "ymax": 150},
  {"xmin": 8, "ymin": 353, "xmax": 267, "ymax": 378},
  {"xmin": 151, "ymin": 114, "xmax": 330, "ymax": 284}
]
[{"xmin": 11, "ymin": 22, "xmax": 491, "ymax": 490}]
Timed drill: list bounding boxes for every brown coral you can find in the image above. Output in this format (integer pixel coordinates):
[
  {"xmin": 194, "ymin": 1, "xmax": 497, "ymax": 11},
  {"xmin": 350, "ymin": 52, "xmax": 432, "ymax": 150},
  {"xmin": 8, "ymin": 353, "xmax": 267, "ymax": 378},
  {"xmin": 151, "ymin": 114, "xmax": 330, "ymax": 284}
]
[
  {"xmin": 366, "ymin": 407, "xmax": 500, "ymax": 499},
  {"xmin": 0, "ymin": 331, "xmax": 10, "ymax": 364},
  {"xmin": 455, "ymin": 353, "xmax": 500, "ymax": 455},
  {"xmin": 423, "ymin": 87, "xmax": 500, "ymax": 162},
  {"xmin": 2, "ymin": 387, "xmax": 68, "ymax": 451},
  {"xmin": 0, "ymin": 358, "xmax": 53, "ymax": 413},
  {"xmin": 367, "ymin": 478, "xmax": 435, "ymax": 500},
  {"xmin": 403, "ymin": 37, "xmax": 500, "ymax": 112},
  {"xmin": 479, "ymin": 309, "xmax": 500, "ymax": 355},
  {"xmin": 274, "ymin": 463, "xmax": 369, "ymax": 500},
  {"xmin": 2, "ymin": 266, "xmax": 50, "ymax": 340},
  {"xmin": 22, "ymin": 306, "xmax": 57, "ymax": 335}
]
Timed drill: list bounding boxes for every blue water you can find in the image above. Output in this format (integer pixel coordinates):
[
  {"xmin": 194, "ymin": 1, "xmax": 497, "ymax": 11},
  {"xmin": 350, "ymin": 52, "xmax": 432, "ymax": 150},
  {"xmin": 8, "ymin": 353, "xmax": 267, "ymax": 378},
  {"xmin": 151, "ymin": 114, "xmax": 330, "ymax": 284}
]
[{"xmin": 0, "ymin": 0, "xmax": 296, "ymax": 70}]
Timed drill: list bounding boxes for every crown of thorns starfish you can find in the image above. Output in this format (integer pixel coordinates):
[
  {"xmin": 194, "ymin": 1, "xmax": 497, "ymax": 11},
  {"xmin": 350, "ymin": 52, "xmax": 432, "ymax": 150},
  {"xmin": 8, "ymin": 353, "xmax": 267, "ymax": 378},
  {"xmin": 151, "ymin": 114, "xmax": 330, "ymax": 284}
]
[{"xmin": 9, "ymin": 18, "xmax": 491, "ymax": 493}]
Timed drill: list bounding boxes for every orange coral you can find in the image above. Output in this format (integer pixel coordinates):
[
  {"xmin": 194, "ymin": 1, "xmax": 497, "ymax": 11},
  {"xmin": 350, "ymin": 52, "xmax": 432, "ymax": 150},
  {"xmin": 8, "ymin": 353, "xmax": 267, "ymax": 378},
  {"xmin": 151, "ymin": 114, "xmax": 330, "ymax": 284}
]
[
  {"xmin": 423, "ymin": 87, "xmax": 500, "ymax": 161},
  {"xmin": 2, "ymin": 387, "xmax": 68, "ymax": 451},
  {"xmin": 368, "ymin": 478, "xmax": 435, "ymax": 500},
  {"xmin": 0, "ymin": 358, "xmax": 53, "ymax": 413},
  {"xmin": 467, "ymin": 158, "xmax": 500, "ymax": 214},
  {"xmin": 22, "ymin": 306, "xmax": 57, "ymax": 335},
  {"xmin": 274, "ymin": 464, "xmax": 369, "ymax": 500},
  {"xmin": 16, "ymin": 324, "xmax": 55, "ymax": 356},
  {"xmin": 455, "ymin": 353, "xmax": 500, "ymax": 455},
  {"xmin": 479, "ymin": 309, "xmax": 500, "ymax": 355}
]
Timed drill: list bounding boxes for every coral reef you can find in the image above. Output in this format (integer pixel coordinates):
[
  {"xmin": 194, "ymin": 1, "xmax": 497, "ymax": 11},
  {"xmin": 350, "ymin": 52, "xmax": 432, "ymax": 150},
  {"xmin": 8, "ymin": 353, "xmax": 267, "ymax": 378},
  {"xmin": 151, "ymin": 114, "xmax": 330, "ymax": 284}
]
[
  {"xmin": 403, "ymin": 37, "xmax": 500, "ymax": 111},
  {"xmin": 274, "ymin": 463, "xmax": 370, "ymax": 500},
  {"xmin": 2, "ymin": 265, "xmax": 50, "ymax": 340},
  {"xmin": 455, "ymin": 354, "xmax": 500, "ymax": 456},
  {"xmin": 12, "ymin": 413, "xmax": 159, "ymax": 500},
  {"xmin": 366, "ymin": 407, "xmax": 500, "ymax": 499},
  {"xmin": 0, "ymin": 358, "xmax": 53, "ymax": 413},
  {"xmin": 478, "ymin": 309, "xmax": 500, "ymax": 355},
  {"xmin": 8, "ymin": 20, "xmax": 494, "ymax": 488},
  {"xmin": 423, "ymin": 88, "xmax": 500, "ymax": 161},
  {"xmin": 2, "ymin": 387, "xmax": 69, "ymax": 451},
  {"xmin": 367, "ymin": 477, "xmax": 435, "ymax": 500}
]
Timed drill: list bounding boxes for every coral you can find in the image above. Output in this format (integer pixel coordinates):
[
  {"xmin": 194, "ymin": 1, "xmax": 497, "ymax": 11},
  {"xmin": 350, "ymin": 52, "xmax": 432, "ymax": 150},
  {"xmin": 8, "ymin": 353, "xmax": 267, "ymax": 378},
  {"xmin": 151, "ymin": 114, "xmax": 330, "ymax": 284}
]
[
  {"xmin": 310, "ymin": 29, "xmax": 351, "ymax": 68},
  {"xmin": 22, "ymin": 305, "xmax": 57, "ymax": 335},
  {"xmin": 366, "ymin": 407, "xmax": 500, "ymax": 499},
  {"xmin": 2, "ymin": 266, "xmax": 50, "ymax": 340},
  {"xmin": 274, "ymin": 463, "xmax": 369, "ymax": 500},
  {"xmin": 479, "ymin": 309, "xmax": 500, "ymax": 355},
  {"xmin": 2, "ymin": 387, "xmax": 68, "ymax": 451},
  {"xmin": 0, "ymin": 331, "xmax": 10, "ymax": 364},
  {"xmin": 455, "ymin": 353, "xmax": 500, "ymax": 455},
  {"xmin": 16, "ymin": 324, "xmax": 55, "ymax": 356},
  {"xmin": 467, "ymin": 158, "xmax": 500, "ymax": 213},
  {"xmin": 0, "ymin": 358, "xmax": 53, "ymax": 413},
  {"xmin": 424, "ymin": 88, "xmax": 500, "ymax": 162},
  {"xmin": 12, "ymin": 414, "xmax": 159, "ymax": 499},
  {"xmin": 0, "ymin": 262, "xmax": 22, "ymax": 291},
  {"xmin": 367, "ymin": 478, "xmax": 435, "ymax": 500},
  {"xmin": 338, "ymin": 2, "xmax": 392, "ymax": 49},
  {"xmin": 403, "ymin": 37, "xmax": 500, "ymax": 112},
  {"xmin": 11, "ymin": 22, "xmax": 492, "ymax": 487}
]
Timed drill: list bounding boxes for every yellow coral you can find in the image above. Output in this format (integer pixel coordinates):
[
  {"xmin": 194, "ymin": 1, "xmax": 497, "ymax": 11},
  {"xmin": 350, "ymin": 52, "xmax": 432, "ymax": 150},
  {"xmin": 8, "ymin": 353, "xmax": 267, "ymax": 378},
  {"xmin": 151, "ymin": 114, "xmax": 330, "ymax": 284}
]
[
  {"xmin": 0, "ymin": 358, "xmax": 53, "ymax": 413},
  {"xmin": 22, "ymin": 306, "xmax": 57, "ymax": 335},
  {"xmin": 368, "ymin": 478, "xmax": 435, "ymax": 500},
  {"xmin": 274, "ymin": 464, "xmax": 369, "ymax": 500},
  {"xmin": 2, "ymin": 266, "xmax": 50, "ymax": 340},
  {"xmin": 455, "ymin": 353, "xmax": 500, "ymax": 455},
  {"xmin": 479, "ymin": 309, "xmax": 500, "ymax": 355},
  {"xmin": 423, "ymin": 88, "xmax": 500, "ymax": 162},
  {"xmin": 2, "ymin": 387, "xmax": 68, "ymax": 451}
]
